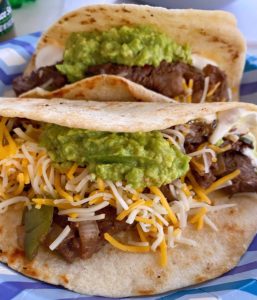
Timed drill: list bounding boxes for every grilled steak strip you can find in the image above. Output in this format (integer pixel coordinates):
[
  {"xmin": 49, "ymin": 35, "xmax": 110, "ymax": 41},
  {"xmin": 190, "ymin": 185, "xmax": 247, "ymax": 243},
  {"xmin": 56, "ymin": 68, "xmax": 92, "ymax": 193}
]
[
  {"xmin": 13, "ymin": 66, "xmax": 68, "ymax": 96},
  {"xmin": 87, "ymin": 61, "xmax": 228, "ymax": 102},
  {"xmin": 13, "ymin": 61, "xmax": 228, "ymax": 102},
  {"xmin": 183, "ymin": 122, "xmax": 257, "ymax": 194},
  {"xmin": 44, "ymin": 206, "xmax": 131, "ymax": 263}
]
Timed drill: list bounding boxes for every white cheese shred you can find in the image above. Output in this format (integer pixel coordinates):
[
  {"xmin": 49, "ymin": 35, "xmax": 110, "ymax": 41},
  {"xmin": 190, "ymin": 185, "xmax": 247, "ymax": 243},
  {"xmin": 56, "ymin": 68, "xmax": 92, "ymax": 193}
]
[
  {"xmin": 49, "ymin": 225, "xmax": 71, "ymax": 251},
  {"xmin": 0, "ymin": 196, "xmax": 30, "ymax": 213},
  {"xmin": 58, "ymin": 201, "xmax": 109, "ymax": 216},
  {"xmin": 68, "ymin": 214, "xmax": 106, "ymax": 222},
  {"xmin": 200, "ymin": 76, "xmax": 210, "ymax": 103},
  {"xmin": 107, "ymin": 180, "xmax": 129, "ymax": 210}
]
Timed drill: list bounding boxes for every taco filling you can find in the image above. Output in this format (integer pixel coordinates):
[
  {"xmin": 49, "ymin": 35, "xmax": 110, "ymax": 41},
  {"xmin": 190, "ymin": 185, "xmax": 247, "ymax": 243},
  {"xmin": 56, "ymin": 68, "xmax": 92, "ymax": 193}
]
[
  {"xmin": 0, "ymin": 107, "xmax": 256, "ymax": 266},
  {"xmin": 13, "ymin": 26, "xmax": 229, "ymax": 102}
]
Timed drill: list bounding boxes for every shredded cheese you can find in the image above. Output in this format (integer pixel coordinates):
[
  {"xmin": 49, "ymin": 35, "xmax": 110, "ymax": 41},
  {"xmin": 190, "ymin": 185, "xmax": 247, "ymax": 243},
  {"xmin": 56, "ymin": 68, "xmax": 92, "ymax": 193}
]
[
  {"xmin": 187, "ymin": 172, "xmax": 211, "ymax": 204},
  {"xmin": 151, "ymin": 223, "xmax": 164, "ymax": 251},
  {"xmin": 150, "ymin": 187, "xmax": 178, "ymax": 226},
  {"xmin": 135, "ymin": 216, "xmax": 155, "ymax": 225},
  {"xmin": 54, "ymin": 173, "xmax": 73, "ymax": 201},
  {"xmin": 190, "ymin": 207, "xmax": 207, "ymax": 230},
  {"xmin": 117, "ymin": 199, "xmax": 145, "ymax": 221},
  {"xmin": 200, "ymin": 76, "xmax": 210, "ymax": 103},
  {"xmin": 107, "ymin": 180, "xmax": 129, "ymax": 210},
  {"xmin": 0, "ymin": 196, "xmax": 30, "ymax": 212},
  {"xmin": 160, "ymin": 238, "xmax": 167, "ymax": 267},
  {"xmin": 66, "ymin": 163, "xmax": 78, "ymax": 180},
  {"xmin": 68, "ymin": 214, "xmax": 106, "ymax": 222},
  {"xmin": 136, "ymin": 223, "xmax": 148, "ymax": 242},
  {"xmin": 58, "ymin": 201, "xmax": 109, "ymax": 216},
  {"xmin": 104, "ymin": 233, "xmax": 150, "ymax": 253},
  {"xmin": 97, "ymin": 178, "xmax": 105, "ymax": 192},
  {"xmin": 207, "ymin": 81, "xmax": 221, "ymax": 98},
  {"xmin": 49, "ymin": 225, "xmax": 71, "ymax": 251},
  {"xmin": 205, "ymin": 170, "xmax": 241, "ymax": 194}
]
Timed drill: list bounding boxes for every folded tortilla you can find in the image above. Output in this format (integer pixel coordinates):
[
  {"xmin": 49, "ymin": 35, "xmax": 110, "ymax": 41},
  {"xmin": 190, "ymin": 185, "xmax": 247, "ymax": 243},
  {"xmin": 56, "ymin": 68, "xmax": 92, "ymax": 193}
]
[
  {"xmin": 15, "ymin": 4, "xmax": 246, "ymax": 102},
  {"xmin": 0, "ymin": 98, "xmax": 256, "ymax": 297}
]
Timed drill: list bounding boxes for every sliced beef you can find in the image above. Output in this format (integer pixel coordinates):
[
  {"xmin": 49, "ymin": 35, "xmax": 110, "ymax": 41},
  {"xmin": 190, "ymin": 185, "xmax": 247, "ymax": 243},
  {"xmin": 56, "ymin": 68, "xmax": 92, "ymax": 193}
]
[
  {"xmin": 191, "ymin": 150, "xmax": 257, "ymax": 193},
  {"xmin": 182, "ymin": 121, "xmax": 257, "ymax": 194},
  {"xmin": 192, "ymin": 170, "xmax": 217, "ymax": 189},
  {"xmin": 184, "ymin": 121, "xmax": 216, "ymax": 153},
  {"xmin": 13, "ymin": 66, "xmax": 67, "ymax": 96},
  {"xmin": 46, "ymin": 206, "xmax": 131, "ymax": 262},
  {"xmin": 160, "ymin": 185, "xmax": 173, "ymax": 201},
  {"xmin": 13, "ymin": 60, "xmax": 228, "ymax": 102},
  {"xmin": 55, "ymin": 228, "xmax": 81, "ymax": 263},
  {"xmin": 97, "ymin": 206, "xmax": 131, "ymax": 237},
  {"xmin": 87, "ymin": 61, "xmax": 228, "ymax": 102},
  {"xmin": 222, "ymin": 152, "xmax": 257, "ymax": 194},
  {"xmin": 203, "ymin": 65, "xmax": 229, "ymax": 102},
  {"xmin": 230, "ymin": 138, "xmax": 254, "ymax": 152}
]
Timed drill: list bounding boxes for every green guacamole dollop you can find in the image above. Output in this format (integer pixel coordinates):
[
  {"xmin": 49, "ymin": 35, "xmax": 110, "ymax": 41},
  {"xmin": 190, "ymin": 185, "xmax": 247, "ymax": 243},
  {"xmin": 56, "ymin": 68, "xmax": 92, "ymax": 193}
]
[
  {"xmin": 56, "ymin": 26, "xmax": 192, "ymax": 82},
  {"xmin": 40, "ymin": 125, "xmax": 190, "ymax": 189}
]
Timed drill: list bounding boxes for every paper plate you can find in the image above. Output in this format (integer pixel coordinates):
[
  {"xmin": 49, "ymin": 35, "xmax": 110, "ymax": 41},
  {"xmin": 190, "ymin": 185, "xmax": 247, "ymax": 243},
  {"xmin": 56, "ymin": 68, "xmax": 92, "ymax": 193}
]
[{"xmin": 0, "ymin": 33, "xmax": 257, "ymax": 300}]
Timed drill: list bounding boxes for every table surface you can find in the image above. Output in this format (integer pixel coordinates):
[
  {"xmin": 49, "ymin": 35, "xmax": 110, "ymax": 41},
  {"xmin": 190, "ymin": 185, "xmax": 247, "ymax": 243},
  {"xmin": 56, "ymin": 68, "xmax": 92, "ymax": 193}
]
[{"xmin": 11, "ymin": 0, "xmax": 257, "ymax": 55}]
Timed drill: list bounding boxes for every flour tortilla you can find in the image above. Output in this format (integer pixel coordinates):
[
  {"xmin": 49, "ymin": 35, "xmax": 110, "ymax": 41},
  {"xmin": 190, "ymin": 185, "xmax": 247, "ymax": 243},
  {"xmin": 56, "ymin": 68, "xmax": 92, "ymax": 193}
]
[
  {"xmin": 20, "ymin": 75, "xmax": 175, "ymax": 103},
  {"xmin": 0, "ymin": 98, "xmax": 256, "ymax": 132},
  {"xmin": 20, "ymin": 4, "xmax": 246, "ymax": 102},
  {"xmin": 0, "ymin": 98, "xmax": 256, "ymax": 297}
]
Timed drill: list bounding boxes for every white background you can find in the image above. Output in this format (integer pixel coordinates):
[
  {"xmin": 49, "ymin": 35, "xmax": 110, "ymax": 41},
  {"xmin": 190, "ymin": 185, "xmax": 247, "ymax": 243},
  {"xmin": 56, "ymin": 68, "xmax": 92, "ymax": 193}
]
[{"xmin": 12, "ymin": 0, "xmax": 257, "ymax": 54}]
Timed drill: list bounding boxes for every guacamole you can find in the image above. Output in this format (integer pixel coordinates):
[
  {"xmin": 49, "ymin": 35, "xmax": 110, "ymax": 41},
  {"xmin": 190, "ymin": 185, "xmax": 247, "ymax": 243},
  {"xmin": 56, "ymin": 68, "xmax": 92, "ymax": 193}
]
[
  {"xmin": 57, "ymin": 26, "xmax": 191, "ymax": 82},
  {"xmin": 40, "ymin": 125, "xmax": 190, "ymax": 189}
]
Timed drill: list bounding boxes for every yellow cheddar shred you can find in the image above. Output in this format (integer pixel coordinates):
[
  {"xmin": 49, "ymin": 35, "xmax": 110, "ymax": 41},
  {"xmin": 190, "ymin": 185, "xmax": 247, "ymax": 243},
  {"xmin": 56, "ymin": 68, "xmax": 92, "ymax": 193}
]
[
  {"xmin": 89, "ymin": 196, "xmax": 104, "ymax": 205},
  {"xmin": 205, "ymin": 169, "xmax": 241, "ymax": 194},
  {"xmin": 150, "ymin": 186, "xmax": 178, "ymax": 226},
  {"xmin": 13, "ymin": 173, "xmax": 25, "ymax": 196},
  {"xmin": 207, "ymin": 81, "xmax": 221, "ymax": 97},
  {"xmin": 209, "ymin": 144, "xmax": 231, "ymax": 154},
  {"xmin": 104, "ymin": 233, "xmax": 150, "ymax": 253},
  {"xmin": 0, "ymin": 119, "xmax": 17, "ymax": 159},
  {"xmin": 160, "ymin": 238, "xmax": 167, "ymax": 267},
  {"xmin": 144, "ymin": 200, "xmax": 153, "ymax": 207},
  {"xmin": 173, "ymin": 228, "xmax": 181, "ymax": 237},
  {"xmin": 190, "ymin": 158, "xmax": 205, "ymax": 172},
  {"xmin": 116, "ymin": 199, "xmax": 145, "ymax": 221},
  {"xmin": 197, "ymin": 142, "xmax": 209, "ymax": 151},
  {"xmin": 32, "ymin": 198, "xmax": 74, "ymax": 210},
  {"xmin": 21, "ymin": 159, "xmax": 30, "ymax": 184},
  {"xmin": 36, "ymin": 165, "xmax": 43, "ymax": 177},
  {"xmin": 74, "ymin": 194, "xmax": 81, "ymax": 201},
  {"xmin": 54, "ymin": 173, "xmax": 73, "ymax": 202},
  {"xmin": 182, "ymin": 184, "xmax": 191, "ymax": 197},
  {"xmin": 190, "ymin": 207, "xmax": 207, "ymax": 230},
  {"xmin": 135, "ymin": 216, "xmax": 155, "ymax": 225},
  {"xmin": 67, "ymin": 163, "xmax": 78, "ymax": 180},
  {"xmin": 136, "ymin": 223, "xmax": 148, "ymax": 243},
  {"xmin": 97, "ymin": 178, "xmax": 105, "ymax": 192},
  {"xmin": 108, "ymin": 199, "xmax": 117, "ymax": 208},
  {"xmin": 187, "ymin": 172, "xmax": 211, "ymax": 204}
]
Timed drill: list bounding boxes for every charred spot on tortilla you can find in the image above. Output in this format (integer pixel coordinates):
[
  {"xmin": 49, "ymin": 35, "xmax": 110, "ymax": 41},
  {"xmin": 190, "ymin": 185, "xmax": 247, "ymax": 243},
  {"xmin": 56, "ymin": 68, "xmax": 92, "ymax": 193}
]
[{"xmin": 12, "ymin": 4, "xmax": 246, "ymax": 103}]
